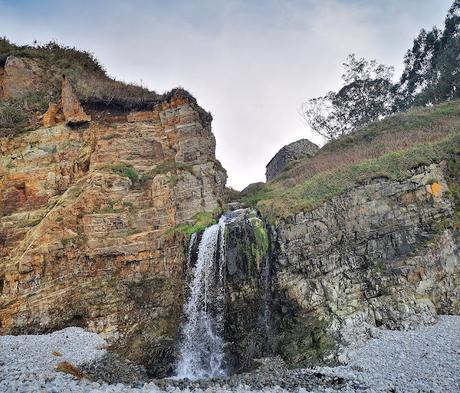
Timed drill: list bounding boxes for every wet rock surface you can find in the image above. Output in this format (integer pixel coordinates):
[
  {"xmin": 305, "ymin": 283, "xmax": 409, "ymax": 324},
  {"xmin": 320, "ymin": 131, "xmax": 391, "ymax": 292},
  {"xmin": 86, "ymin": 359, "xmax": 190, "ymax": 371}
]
[
  {"xmin": 220, "ymin": 209, "xmax": 272, "ymax": 373},
  {"xmin": 154, "ymin": 357, "xmax": 347, "ymax": 391}
]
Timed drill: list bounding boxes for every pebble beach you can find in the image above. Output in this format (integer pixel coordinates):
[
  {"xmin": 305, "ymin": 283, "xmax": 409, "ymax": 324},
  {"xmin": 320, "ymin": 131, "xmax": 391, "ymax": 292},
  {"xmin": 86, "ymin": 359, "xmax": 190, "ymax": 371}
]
[{"xmin": 1, "ymin": 316, "xmax": 459, "ymax": 393}]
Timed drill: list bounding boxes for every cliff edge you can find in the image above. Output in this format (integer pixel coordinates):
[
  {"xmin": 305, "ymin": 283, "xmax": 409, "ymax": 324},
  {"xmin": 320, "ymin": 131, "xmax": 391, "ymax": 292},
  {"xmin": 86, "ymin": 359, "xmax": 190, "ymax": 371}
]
[{"xmin": 0, "ymin": 40, "xmax": 226, "ymax": 376}]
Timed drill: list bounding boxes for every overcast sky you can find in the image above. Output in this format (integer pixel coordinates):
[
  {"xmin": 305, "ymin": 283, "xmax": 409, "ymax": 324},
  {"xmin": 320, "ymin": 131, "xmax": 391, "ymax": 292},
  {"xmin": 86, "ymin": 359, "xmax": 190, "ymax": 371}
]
[{"xmin": 0, "ymin": 0, "xmax": 452, "ymax": 189}]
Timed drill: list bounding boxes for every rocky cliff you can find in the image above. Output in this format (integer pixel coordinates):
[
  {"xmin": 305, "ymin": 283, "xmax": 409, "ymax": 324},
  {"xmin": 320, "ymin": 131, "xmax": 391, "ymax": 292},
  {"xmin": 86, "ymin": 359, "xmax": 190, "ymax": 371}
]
[
  {"xmin": 222, "ymin": 161, "xmax": 459, "ymax": 369},
  {"xmin": 239, "ymin": 101, "xmax": 460, "ymax": 370},
  {"xmin": 1, "ymin": 40, "xmax": 459, "ymax": 380},
  {"xmin": 269, "ymin": 163, "xmax": 459, "ymax": 366},
  {"xmin": 0, "ymin": 48, "xmax": 226, "ymax": 376}
]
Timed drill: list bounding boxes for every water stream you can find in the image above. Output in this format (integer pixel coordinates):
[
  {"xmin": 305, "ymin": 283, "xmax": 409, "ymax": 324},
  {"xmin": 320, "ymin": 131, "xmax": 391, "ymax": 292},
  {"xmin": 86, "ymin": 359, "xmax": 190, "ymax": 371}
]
[{"xmin": 175, "ymin": 215, "xmax": 227, "ymax": 379}]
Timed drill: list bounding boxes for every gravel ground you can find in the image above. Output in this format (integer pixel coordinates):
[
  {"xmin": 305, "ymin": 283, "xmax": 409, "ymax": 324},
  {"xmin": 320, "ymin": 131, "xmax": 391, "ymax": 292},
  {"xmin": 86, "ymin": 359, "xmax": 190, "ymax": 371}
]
[
  {"xmin": 1, "ymin": 316, "xmax": 459, "ymax": 393},
  {"xmin": 318, "ymin": 315, "xmax": 460, "ymax": 393}
]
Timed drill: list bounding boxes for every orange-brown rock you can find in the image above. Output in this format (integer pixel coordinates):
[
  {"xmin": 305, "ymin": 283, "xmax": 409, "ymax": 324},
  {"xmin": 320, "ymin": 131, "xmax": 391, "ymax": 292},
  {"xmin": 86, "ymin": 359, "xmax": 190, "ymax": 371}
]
[
  {"xmin": 0, "ymin": 56, "xmax": 42, "ymax": 100},
  {"xmin": 42, "ymin": 103, "xmax": 61, "ymax": 127},
  {"xmin": 127, "ymin": 110, "xmax": 155, "ymax": 122},
  {"xmin": 0, "ymin": 91, "xmax": 226, "ymax": 377},
  {"xmin": 61, "ymin": 76, "xmax": 91, "ymax": 124}
]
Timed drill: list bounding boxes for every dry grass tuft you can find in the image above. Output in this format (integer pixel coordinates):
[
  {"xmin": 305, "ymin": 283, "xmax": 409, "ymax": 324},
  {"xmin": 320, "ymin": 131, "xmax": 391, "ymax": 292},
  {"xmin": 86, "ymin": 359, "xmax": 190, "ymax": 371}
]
[
  {"xmin": 282, "ymin": 100, "xmax": 460, "ymax": 184},
  {"xmin": 55, "ymin": 361, "xmax": 85, "ymax": 379}
]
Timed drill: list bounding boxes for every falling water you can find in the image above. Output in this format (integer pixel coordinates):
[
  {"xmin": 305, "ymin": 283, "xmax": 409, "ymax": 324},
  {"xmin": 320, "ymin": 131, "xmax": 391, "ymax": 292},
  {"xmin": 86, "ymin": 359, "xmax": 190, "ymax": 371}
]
[
  {"xmin": 260, "ymin": 253, "xmax": 272, "ymax": 352},
  {"xmin": 175, "ymin": 215, "xmax": 227, "ymax": 380}
]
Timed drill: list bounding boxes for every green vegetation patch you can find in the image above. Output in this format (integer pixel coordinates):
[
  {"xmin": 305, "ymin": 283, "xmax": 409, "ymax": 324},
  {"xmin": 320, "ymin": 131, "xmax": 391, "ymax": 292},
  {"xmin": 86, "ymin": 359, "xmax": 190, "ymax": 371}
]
[
  {"xmin": 164, "ymin": 211, "xmax": 218, "ymax": 238},
  {"xmin": 139, "ymin": 159, "xmax": 194, "ymax": 186},
  {"xmin": 0, "ymin": 101, "xmax": 28, "ymax": 132},
  {"xmin": 152, "ymin": 159, "xmax": 193, "ymax": 176},
  {"xmin": 249, "ymin": 216, "xmax": 269, "ymax": 254},
  {"xmin": 322, "ymin": 100, "xmax": 460, "ymax": 155},
  {"xmin": 241, "ymin": 132, "xmax": 460, "ymax": 222},
  {"xmin": 111, "ymin": 162, "xmax": 139, "ymax": 182},
  {"xmin": 0, "ymin": 39, "xmax": 105, "ymax": 75}
]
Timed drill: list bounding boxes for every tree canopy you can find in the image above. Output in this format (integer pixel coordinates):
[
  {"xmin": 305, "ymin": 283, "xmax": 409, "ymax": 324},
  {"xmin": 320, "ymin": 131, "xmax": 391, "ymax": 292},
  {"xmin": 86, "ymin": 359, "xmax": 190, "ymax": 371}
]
[
  {"xmin": 302, "ymin": 0, "xmax": 460, "ymax": 140},
  {"xmin": 301, "ymin": 55, "xmax": 394, "ymax": 140}
]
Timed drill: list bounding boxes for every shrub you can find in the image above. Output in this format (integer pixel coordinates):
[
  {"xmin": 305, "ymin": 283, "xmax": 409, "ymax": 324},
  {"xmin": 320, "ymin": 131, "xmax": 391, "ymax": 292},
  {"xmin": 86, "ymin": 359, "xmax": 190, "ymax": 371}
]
[
  {"xmin": 0, "ymin": 103, "xmax": 28, "ymax": 130},
  {"xmin": 111, "ymin": 162, "xmax": 139, "ymax": 182},
  {"xmin": 0, "ymin": 92, "xmax": 53, "ymax": 136},
  {"xmin": 164, "ymin": 211, "xmax": 218, "ymax": 238}
]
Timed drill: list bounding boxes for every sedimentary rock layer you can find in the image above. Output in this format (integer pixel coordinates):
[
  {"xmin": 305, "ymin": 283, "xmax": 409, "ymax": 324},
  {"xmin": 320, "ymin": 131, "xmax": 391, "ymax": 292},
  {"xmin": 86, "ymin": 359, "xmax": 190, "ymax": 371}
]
[
  {"xmin": 269, "ymin": 163, "xmax": 459, "ymax": 366},
  {"xmin": 0, "ymin": 80, "xmax": 226, "ymax": 376}
]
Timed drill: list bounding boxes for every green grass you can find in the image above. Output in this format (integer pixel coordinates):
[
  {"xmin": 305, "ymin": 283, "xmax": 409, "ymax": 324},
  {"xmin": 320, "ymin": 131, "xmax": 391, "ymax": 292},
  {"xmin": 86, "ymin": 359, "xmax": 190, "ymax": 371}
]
[
  {"xmin": 1, "ymin": 38, "xmax": 105, "ymax": 75},
  {"xmin": 164, "ymin": 211, "xmax": 218, "ymax": 238},
  {"xmin": 0, "ymin": 90, "xmax": 56, "ymax": 137},
  {"xmin": 272, "ymin": 100, "xmax": 460, "ymax": 187},
  {"xmin": 111, "ymin": 162, "xmax": 139, "ymax": 182},
  {"xmin": 240, "ymin": 101, "xmax": 460, "ymax": 222},
  {"xmin": 241, "ymin": 132, "xmax": 460, "ymax": 222},
  {"xmin": 151, "ymin": 159, "xmax": 193, "ymax": 176},
  {"xmin": 321, "ymin": 100, "xmax": 460, "ymax": 155},
  {"xmin": 138, "ymin": 159, "xmax": 194, "ymax": 186},
  {"xmin": 0, "ymin": 102, "xmax": 28, "ymax": 132}
]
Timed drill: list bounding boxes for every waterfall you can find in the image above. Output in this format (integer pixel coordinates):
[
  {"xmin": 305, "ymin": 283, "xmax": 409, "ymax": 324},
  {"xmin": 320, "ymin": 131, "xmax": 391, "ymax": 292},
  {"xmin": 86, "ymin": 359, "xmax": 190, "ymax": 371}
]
[
  {"xmin": 260, "ymin": 254, "xmax": 272, "ymax": 348},
  {"xmin": 175, "ymin": 215, "xmax": 227, "ymax": 380}
]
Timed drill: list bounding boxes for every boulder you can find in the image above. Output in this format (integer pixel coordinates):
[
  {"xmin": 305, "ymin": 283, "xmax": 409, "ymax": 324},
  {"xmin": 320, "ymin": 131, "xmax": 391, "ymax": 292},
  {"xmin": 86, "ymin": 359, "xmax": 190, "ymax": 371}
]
[{"xmin": 61, "ymin": 76, "xmax": 91, "ymax": 125}]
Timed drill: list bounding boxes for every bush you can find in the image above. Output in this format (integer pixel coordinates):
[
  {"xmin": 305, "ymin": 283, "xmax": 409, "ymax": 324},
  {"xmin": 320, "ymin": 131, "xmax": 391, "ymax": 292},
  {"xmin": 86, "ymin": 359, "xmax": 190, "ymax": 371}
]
[
  {"xmin": 0, "ymin": 38, "xmax": 105, "ymax": 76},
  {"xmin": 0, "ymin": 102, "xmax": 28, "ymax": 131},
  {"xmin": 111, "ymin": 162, "xmax": 139, "ymax": 182},
  {"xmin": 164, "ymin": 211, "xmax": 218, "ymax": 238}
]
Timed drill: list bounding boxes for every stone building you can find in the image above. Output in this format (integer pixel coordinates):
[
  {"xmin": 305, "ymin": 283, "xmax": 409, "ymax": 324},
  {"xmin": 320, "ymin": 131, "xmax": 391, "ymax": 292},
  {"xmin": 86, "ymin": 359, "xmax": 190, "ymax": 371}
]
[{"xmin": 265, "ymin": 138, "xmax": 318, "ymax": 181}]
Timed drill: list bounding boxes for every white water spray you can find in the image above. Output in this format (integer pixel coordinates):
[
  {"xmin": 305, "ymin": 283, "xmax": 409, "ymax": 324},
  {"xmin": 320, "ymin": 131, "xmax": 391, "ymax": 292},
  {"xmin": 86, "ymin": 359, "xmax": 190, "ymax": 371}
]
[{"xmin": 175, "ymin": 216, "xmax": 227, "ymax": 379}]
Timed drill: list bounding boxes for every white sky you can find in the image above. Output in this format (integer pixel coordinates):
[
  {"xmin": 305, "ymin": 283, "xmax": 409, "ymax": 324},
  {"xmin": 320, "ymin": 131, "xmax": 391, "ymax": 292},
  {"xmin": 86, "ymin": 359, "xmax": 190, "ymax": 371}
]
[{"xmin": 0, "ymin": 0, "xmax": 452, "ymax": 189}]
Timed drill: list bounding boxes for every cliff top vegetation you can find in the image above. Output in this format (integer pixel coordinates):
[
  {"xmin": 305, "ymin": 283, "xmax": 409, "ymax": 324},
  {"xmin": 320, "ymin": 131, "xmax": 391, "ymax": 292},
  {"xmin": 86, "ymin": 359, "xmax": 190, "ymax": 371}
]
[
  {"xmin": 0, "ymin": 39, "xmax": 208, "ymax": 137},
  {"xmin": 240, "ymin": 100, "xmax": 460, "ymax": 222}
]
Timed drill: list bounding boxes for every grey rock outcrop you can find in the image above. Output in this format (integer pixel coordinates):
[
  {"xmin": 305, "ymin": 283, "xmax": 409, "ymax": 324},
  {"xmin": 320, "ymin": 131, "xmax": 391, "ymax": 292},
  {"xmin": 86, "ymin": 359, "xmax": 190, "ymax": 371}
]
[
  {"xmin": 190, "ymin": 162, "xmax": 459, "ymax": 374},
  {"xmin": 266, "ymin": 139, "xmax": 318, "ymax": 181},
  {"xmin": 268, "ymin": 163, "xmax": 459, "ymax": 367}
]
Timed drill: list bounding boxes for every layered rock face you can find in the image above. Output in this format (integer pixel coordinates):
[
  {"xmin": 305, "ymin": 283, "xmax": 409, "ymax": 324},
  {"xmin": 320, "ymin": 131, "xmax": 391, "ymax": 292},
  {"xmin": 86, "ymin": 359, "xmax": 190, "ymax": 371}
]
[
  {"xmin": 1, "ymin": 48, "xmax": 459, "ymax": 381},
  {"xmin": 0, "ymin": 73, "xmax": 226, "ymax": 376},
  {"xmin": 267, "ymin": 163, "xmax": 459, "ymax": 366}
]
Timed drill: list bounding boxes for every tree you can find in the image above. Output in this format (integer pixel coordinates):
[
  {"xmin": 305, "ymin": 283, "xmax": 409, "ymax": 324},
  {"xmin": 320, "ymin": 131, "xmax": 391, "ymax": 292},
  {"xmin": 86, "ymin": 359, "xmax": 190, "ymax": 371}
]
[
  {"xmin": 301, "ymin": 54, "xmax": 394, "ymax": 140},
  {"xmin": 393, "ymin": 28, "xmax": 441, "ymax": 110},
  {"xmin": 395, "ymin": 0, "xmax": 460, "ymax": 109}
]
